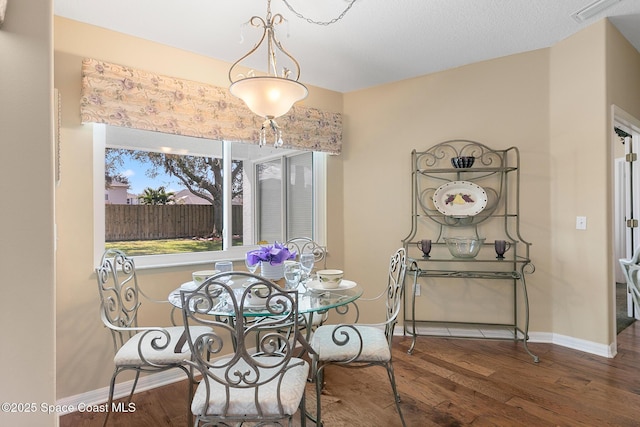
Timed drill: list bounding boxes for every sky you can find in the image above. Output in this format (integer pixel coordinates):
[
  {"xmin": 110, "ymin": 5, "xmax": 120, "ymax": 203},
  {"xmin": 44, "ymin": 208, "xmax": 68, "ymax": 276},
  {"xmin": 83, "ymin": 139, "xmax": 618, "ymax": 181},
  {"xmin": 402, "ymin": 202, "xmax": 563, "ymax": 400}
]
[{"xmin": 118, "ymin": 156, "xmax": 185, "ymax": 195}]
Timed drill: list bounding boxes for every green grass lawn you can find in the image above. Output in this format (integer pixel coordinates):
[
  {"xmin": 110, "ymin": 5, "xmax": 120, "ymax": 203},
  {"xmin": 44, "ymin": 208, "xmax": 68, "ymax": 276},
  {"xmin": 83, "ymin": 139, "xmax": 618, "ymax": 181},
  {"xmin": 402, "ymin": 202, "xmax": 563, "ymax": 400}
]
[{"xmin": 105, "ymin": 238, "xmax": 242, "ymax": 256}]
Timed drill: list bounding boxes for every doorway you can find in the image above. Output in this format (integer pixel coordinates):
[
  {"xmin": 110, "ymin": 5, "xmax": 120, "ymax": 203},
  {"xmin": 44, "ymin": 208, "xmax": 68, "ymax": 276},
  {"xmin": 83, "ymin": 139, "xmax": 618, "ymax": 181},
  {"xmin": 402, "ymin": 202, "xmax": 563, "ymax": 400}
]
[{"xmin": 612, "ymin": 106, "xmax": 640, "ymax": 337}]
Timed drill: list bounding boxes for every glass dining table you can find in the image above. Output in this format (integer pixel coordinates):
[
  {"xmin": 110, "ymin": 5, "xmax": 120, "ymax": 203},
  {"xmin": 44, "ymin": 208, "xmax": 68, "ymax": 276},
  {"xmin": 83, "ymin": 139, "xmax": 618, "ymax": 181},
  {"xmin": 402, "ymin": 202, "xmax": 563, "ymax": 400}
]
[
  {"xmin": 168, "ymin": 275, "xmax": 363, "ymax": 339},
  {"xmin": 169, "ymin": 274, "xmax": 361, "ymax": 424}
]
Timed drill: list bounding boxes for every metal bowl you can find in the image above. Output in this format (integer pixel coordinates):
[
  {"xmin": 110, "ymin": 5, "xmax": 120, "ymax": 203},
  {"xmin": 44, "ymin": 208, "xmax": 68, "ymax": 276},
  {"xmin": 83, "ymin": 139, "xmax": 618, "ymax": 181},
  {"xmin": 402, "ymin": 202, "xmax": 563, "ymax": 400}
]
[
  {"xmin": 444, "ymin": 237, "xmax": 485, "ymax": 258},
  {"xmin": 451, "ymin": 156, "xmax": 475, "ymax": 168}
]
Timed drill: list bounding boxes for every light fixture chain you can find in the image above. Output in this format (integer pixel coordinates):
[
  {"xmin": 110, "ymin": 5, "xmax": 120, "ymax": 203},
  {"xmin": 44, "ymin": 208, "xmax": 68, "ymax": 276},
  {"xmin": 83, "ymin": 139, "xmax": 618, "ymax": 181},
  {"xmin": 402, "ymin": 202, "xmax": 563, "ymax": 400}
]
[{"xmin": 280, "ymin": 0, "xmax": 357, "ymax": 26}]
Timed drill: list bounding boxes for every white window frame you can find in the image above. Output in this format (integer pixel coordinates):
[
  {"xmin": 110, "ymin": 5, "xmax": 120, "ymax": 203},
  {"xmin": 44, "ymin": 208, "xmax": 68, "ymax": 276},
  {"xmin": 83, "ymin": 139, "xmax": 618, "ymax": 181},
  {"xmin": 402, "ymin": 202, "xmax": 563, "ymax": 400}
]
[
  {"xmin": 93, "ymin": 124, "xmax": 327, "ymax": 269},
  {"xmin": 252, "ymin": 151, "xmax": 317, "ymax": 243}
]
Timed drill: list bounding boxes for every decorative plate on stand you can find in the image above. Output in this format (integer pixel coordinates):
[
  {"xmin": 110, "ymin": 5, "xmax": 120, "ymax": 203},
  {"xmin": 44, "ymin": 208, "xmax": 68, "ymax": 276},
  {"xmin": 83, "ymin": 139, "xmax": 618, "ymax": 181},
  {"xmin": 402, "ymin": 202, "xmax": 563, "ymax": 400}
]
[{"xmin": 432, "ymin": 181, "xmax": 488, "ymax": 217}]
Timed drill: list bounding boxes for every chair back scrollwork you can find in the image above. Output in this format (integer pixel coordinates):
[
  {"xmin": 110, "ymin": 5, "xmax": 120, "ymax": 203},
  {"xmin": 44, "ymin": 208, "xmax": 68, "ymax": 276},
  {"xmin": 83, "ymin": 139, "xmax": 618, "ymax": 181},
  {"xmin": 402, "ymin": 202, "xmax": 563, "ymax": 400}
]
[
  {"xmin": 95, "ymin": 249, "xmax": 199, "ymax": 427},
  {"xmin": 619, "ymin": 247, "xmax": 640, "ymax": 312},
  {"xmin": 285, "ymin": 237, "xmax": 327, "ymax": 270},
  {"xmin": 95, "ymin": 249, "xmax": 143, "ymax": 350},
  {"xmin": 384, "ymin": 247, "xmax": 407, "ymax": 344},
  {"xmin": 180, "ymin": 272, "xmax": 309, "ymax": 423},
  {"xmin": 310, "ymin": 247, "xmax": 408, "ymax": 427}
]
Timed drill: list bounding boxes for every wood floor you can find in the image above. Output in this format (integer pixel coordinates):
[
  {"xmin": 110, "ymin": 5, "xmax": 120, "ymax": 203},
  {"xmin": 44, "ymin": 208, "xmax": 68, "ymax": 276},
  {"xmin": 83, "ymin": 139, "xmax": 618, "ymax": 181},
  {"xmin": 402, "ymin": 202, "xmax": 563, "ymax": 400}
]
[{"xmin": 60, "ymin": 323, "xmax": 640, "ymax": 426}]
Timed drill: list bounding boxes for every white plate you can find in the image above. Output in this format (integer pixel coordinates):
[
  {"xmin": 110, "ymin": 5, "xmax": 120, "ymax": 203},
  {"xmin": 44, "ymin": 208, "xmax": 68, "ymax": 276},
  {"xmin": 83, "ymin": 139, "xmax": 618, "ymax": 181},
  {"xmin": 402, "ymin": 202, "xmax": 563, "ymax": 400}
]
[
  {"xmin": 182, "ymin": 280, "xmax": 233, "ymax": 291},
  {"xmin": 244, "ymin": 300, "xmax": 267, "ymax": 309},
  {"xmin": 432, "ymin": 181, "xmax": 488, "ymax": 217},
  {"xmin": 180, "ymin": 281, "xmax": 198, "ymax": 291},
  {"xmin": 306, "ymin": 279, "xmax": 357, "ymax": 292}
]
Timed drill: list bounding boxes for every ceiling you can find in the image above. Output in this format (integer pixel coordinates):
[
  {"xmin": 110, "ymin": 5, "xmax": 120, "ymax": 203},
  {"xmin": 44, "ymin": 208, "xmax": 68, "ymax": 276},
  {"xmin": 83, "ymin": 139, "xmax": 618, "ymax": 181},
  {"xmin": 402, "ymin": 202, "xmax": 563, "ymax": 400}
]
[{"xmin": 54, "ymin": 0, "xmax": 640, "ymax": 93}]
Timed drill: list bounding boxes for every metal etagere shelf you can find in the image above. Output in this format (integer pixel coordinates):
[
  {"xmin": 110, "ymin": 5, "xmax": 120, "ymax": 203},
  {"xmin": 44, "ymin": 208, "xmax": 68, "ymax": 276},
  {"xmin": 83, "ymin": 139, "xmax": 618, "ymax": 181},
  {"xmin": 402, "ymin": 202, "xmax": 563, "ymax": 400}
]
[{"xmin": 401, "ymin": 139, "xmax": 538, "ymax": 362}]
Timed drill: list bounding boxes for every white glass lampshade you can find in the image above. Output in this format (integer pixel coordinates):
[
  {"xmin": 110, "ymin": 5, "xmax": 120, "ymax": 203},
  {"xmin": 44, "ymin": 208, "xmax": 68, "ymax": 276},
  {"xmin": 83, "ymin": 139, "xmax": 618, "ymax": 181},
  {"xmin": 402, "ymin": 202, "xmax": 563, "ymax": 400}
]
[{"xmin": 230, "ymin": 76, "xmax": 308, "ymax": 119}]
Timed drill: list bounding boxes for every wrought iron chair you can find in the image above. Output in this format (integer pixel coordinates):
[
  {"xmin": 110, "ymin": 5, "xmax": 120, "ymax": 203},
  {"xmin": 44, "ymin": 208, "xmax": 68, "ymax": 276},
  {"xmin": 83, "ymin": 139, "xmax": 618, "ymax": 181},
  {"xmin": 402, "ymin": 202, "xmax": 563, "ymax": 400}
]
[
  {"xmin": 95, "ymin": 249, "xmax": 210, "ymax": 426},
  {"xmin": 310, "ymin": 247, "xmax": 407, "ymax": 427},
  {"xmin": 284, "ymin": 236, "xmax": 327, "ymax": 271},
  {"xmin": 180, "ymin": 271, "xmax": 311, "ymax": 426},
  {"xmin": 285, "ymin": 237, "xmax": 329, "ymax": 329},
  {"xmin": 619, "ymin": 246, "xmax": 640, "ymax": 317}
]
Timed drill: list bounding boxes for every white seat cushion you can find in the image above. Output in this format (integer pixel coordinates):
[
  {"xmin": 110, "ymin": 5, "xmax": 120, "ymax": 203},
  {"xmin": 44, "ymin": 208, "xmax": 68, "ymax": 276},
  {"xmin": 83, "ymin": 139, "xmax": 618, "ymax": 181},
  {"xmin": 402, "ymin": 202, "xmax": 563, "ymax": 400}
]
[
  {"xmin": 191, "ymin": 355, "xmax": 309, "ymax": 417},
  {"xmin": 114, "ymin": 325, "xmax": 210, "ymax": 366},
  {"xmin": 310, "ymin": 325, "xmax": 391, "ymax": 363}
]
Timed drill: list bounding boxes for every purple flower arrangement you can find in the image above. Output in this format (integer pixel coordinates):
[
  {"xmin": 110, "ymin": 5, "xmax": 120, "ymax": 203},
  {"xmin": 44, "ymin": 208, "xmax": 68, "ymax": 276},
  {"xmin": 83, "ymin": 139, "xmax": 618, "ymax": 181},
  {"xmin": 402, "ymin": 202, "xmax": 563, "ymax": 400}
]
[{"xmin": 246, "ymin": 241, "xmax": 296, "ymax": 266}]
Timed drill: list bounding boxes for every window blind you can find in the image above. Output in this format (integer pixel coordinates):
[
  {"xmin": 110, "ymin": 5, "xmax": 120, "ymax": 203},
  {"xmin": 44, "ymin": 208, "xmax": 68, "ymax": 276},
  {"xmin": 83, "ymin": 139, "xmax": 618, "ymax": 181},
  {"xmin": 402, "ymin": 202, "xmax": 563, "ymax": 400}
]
[{"xmin": 287, "ymin": 153, "xmax": 313, "ymax": 239}]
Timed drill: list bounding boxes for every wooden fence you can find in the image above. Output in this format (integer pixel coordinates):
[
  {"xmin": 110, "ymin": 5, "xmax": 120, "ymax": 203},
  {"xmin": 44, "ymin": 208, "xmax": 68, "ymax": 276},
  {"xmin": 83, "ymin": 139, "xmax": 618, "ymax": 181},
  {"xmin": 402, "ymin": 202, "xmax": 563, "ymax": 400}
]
[{"xmin": 105, "ymin": 204, "xmax": 242, "ymax": 241}]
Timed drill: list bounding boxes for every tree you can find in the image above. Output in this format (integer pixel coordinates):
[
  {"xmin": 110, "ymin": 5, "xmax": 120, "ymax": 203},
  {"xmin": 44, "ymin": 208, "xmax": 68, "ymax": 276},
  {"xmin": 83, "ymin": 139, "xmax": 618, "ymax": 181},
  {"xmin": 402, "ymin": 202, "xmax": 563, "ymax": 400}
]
[
  {"xmin": 138, "ymin": 186, "xmax": 175, "ymax": 205},
  {"xmin": 106, "ymin": 148, "xmax": 243, "ymax": 236},
  {"xmin": 105, "ymin": 149, "xmax": 130, "ymax": 188}
]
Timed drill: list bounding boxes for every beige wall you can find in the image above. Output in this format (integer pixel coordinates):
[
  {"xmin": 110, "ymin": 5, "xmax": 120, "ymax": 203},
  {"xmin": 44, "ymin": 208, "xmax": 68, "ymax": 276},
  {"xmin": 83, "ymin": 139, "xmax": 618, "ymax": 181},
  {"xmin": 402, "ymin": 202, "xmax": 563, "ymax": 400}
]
[
  {"xmin": 548, "ymin": 20, "xmax": 640, "ymax": 346},
  {"xmin": 342, "ymin": 49, "xmax": 553, "ymax": 328},
  {"xmin": 53, "ymin": 17, "xmax": 343, "ymax": 399},
  {"xmin": 52, "ymin": 15, "xmax": 640, "ymax": 401},
  {"xmin": 341, "ymin": 19, "xmax": 640, "ymax": 348},
  {"xmin": 0, "ymin": 0, "xmax": 56, "ymax": 426},
  {"xmin": 549, "ymin": 20, "xmax": 610, "ymax": 343}
]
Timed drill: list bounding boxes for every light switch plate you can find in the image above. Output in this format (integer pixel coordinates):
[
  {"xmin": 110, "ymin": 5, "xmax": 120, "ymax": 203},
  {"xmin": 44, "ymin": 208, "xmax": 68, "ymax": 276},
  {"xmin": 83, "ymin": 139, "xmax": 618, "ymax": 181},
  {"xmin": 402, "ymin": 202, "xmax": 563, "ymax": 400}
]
[{"xmin": 576, "ymin": 216, "xmax": 587, "ymax": 230}]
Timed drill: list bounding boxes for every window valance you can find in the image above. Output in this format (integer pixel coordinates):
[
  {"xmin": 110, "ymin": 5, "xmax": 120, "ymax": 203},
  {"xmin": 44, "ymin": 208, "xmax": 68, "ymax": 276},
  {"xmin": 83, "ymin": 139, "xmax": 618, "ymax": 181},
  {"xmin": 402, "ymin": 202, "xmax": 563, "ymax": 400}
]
[{"xmin": 80, "ymin": 58, "xmax": 342, "ymax": 154}]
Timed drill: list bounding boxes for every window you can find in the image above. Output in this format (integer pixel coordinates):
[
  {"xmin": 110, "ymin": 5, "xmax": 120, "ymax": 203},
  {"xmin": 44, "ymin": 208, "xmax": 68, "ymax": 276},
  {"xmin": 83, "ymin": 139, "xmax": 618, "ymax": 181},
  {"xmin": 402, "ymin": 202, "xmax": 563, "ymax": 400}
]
[
  {"xmin": 256, "ymin": 152, "xmax": 313, "ymax": 242},
  {"xmin": 94, "ymin": 124, "xmax": 326, "ymax": 268}
]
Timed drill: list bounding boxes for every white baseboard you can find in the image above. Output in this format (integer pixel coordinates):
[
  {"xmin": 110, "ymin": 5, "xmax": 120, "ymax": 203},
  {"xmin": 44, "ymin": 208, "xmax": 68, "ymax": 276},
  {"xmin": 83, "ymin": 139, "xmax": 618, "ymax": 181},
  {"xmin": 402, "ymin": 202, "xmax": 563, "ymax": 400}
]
[
  {"xmin": 56, "ymin": 369, "xmax": 188, "ymax": 414},
  {"xmin": 394, "ymin": 326, "xmax": 617, "ymax": 358},
  {"xmin": 528, "ymin": 331, "xmax": 616, "ymax": 358}
]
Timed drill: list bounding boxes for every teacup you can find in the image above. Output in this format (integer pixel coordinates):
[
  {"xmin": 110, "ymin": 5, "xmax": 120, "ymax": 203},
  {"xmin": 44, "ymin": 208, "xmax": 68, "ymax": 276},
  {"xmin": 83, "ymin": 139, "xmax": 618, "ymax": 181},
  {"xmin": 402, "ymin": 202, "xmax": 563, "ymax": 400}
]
[
  {"xmin": 317, "ymin": 269, "xmax": 344, "ymax": 289},
  {"xmin": 192, "ymin": 270, "xmax": 220, "ymax": 286},
  {"xmin": 245, "ymin": 284, "xmax": 270, "ymax": 306}
]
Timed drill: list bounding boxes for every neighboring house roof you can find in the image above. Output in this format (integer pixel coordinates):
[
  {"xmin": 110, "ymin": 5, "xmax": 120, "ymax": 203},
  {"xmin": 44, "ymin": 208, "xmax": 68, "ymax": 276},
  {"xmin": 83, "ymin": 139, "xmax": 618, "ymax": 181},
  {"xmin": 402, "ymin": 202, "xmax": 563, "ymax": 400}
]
[
  {"xmin": 172, "ymin": 189, "xmax": 242, "ymax": 205},
  {"xmin": 173, "ymin": 189, "xmax": 211, "ymax": 205}
]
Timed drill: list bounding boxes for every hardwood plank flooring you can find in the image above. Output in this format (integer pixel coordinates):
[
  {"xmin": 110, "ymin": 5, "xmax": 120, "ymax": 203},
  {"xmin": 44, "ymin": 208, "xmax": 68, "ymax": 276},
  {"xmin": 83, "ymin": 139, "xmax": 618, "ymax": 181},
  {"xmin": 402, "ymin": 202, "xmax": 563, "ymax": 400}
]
[{"xmin": 60, "ymin": 323, "xmax": 640, "ymax": 426}]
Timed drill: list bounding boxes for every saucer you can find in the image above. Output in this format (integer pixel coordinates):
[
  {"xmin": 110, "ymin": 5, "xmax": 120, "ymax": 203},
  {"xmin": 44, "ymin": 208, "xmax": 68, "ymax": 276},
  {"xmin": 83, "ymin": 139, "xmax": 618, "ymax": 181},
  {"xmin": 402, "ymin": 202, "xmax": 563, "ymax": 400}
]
[
  {"xmin": 306, "ymin": 279, "xmax": 356, "ymax": 292},
  {"xmin": 180, "ymin": 281, "xmax": 198, "ymax": 291},
  {"xmin": 244, "ymin": 300, "xmax": 267, "ymax": 309}
]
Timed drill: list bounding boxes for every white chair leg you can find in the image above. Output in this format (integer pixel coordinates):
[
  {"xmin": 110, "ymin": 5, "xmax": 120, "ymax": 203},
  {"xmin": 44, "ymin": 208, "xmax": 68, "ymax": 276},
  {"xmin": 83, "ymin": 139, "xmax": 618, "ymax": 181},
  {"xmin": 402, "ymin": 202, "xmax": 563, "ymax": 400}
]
[
  {"xmin": 102, "ymin": 369, "xmax": 120, "ymax": 427},
  {"xmin": 385, "ymin": 363, "xmax": 406, "ymax": 427},
  {"xmin": 315, "ymin": 364, "xmax": 325, "ymax": 427},
  {"xmin": 127, "ymin": 370, "xmax": 140, "ymax": 402}
]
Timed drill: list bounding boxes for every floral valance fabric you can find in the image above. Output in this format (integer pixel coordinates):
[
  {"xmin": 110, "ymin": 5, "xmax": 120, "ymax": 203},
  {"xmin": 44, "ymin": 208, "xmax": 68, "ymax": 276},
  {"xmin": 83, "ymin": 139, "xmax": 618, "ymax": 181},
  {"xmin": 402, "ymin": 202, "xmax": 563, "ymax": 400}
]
[{"xmin": 80, "ymin": 58, "xmax": 342, "ymax": 154}]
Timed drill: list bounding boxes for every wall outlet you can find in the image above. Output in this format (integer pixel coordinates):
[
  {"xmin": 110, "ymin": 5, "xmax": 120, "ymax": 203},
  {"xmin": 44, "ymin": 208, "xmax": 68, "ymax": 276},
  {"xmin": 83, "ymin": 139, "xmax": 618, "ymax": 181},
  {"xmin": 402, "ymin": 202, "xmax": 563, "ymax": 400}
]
[
  {"xmin": 576, "ymin": 216, "xmax": 587, "ymax": 230},
  {"xmin": 414, "ymin": 283, "xmax": 421, "ymax": 296}
]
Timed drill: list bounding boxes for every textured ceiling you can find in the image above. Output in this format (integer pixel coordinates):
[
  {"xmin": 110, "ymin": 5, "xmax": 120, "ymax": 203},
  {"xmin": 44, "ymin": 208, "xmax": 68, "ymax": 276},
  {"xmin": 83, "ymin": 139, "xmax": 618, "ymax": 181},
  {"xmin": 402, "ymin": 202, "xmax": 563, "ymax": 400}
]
[{"xmin": 54, "ymin": 0, "xmax": 640, "ymax": 93}]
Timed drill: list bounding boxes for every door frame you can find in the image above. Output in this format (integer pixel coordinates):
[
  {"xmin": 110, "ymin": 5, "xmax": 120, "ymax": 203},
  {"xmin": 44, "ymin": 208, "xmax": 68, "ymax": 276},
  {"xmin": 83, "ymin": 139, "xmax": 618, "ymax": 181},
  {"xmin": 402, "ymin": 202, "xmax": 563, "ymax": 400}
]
[{"xmin": 612, "ymin": 105, "xmax": 640, "ymax": 345}]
